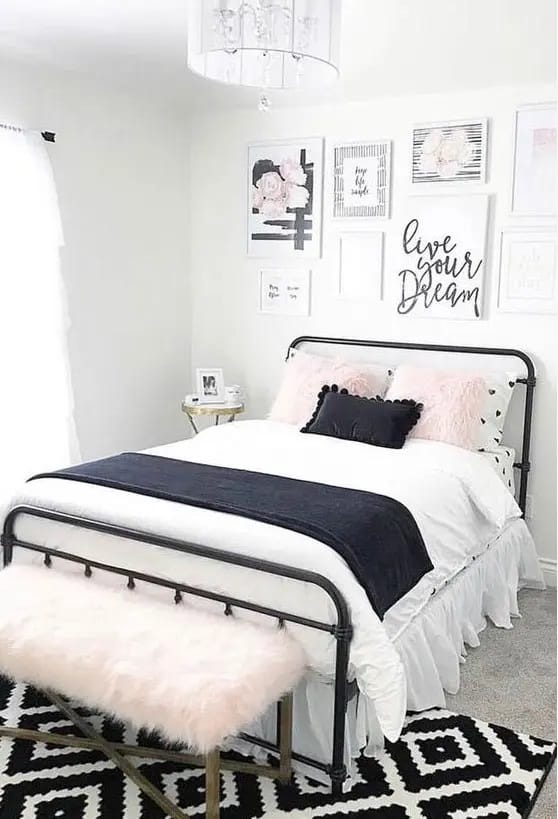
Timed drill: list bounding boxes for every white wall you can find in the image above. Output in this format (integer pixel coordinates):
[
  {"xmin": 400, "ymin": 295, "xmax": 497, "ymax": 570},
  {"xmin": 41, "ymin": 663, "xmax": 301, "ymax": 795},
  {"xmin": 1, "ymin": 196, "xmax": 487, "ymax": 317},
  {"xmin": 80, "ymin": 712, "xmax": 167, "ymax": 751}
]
[
  {"xmin": 0, "ymin": 59, "xmax": 191, "ymax": 459},
  {"xmin": 189, "ymin": 83, "xmax": 557, "ymax": 568}
]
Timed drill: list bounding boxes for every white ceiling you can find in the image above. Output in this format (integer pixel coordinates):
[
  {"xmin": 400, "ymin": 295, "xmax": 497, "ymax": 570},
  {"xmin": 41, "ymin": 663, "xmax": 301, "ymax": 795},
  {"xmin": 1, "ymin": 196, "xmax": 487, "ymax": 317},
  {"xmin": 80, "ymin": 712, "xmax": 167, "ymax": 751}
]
[{"xmin": 0, "ymin": 0, "xmax": 555, "ymax": 108}]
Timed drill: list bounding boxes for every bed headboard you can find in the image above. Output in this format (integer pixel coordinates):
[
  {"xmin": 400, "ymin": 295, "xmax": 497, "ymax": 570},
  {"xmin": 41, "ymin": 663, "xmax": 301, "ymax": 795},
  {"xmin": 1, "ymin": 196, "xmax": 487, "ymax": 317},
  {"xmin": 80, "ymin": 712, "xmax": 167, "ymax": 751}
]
[{"xmin": 286, "ymin": 335, "xmax": 536, "ymax": 516}]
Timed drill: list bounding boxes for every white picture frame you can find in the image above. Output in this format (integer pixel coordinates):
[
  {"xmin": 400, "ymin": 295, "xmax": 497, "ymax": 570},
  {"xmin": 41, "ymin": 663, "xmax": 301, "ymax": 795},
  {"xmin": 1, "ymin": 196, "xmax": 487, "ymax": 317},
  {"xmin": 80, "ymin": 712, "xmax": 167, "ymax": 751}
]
[
  {"xmin": 393, "ymin": 194, "xmax": 490, "ymax": 320},
  {"xmin": 497, "ymin": 228, "xmax": 557, "ymax": 314},
  {"xmin": 338, "ymin": 232, "xmax": 384, "ymax": 300},
  {"xmin": 248, "ymin": 138, "xmax": 323, "ymax": 259},
  {"xmin": 332, "ymin": 140, "xmax": 392, "ymax": 219},
  {"xmin": 195, "ymin": 368, "xmax": 225, "ymax": 404},
  {"xmin": 259, "ymin": 268, "xmax": 311, "ymax": 316},
  {"xmin": 511, "ymin": 103, "xmax": 557, "ymax": 216},
  {"xmin": 412, "ymin": 118, "xmax": 488, "ymax": 184}
]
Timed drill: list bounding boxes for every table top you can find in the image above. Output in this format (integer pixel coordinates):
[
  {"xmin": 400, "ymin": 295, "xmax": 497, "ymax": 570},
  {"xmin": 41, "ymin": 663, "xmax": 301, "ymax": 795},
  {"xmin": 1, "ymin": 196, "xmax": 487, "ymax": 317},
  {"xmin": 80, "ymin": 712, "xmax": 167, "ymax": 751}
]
[{"xmin": 181, "ymin": 400, "xmax": 244, "ymax": 417}]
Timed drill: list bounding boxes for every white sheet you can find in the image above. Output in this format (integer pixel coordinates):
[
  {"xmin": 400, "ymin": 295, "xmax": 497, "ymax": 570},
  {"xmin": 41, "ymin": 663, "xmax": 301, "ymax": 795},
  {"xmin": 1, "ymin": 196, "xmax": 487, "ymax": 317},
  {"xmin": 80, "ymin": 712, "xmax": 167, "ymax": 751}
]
[{"xmin": 5, "ymin": 420, "xmax": 523, "ymax": 744}]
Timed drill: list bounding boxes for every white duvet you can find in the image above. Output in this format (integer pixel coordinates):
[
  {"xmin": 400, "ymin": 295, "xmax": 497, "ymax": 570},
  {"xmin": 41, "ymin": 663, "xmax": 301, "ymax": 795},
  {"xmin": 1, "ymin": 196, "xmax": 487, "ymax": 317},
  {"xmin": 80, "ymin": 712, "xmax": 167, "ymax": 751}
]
[{"xmin": 6, "ymin": 420, "xmax": 521, "ymax": 743}]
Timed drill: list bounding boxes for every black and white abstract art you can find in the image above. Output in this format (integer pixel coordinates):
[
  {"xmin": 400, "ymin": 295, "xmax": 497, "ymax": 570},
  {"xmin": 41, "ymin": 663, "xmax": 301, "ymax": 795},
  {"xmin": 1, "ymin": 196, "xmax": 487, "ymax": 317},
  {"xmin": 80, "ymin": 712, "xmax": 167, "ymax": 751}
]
[
  {"xmin": 0, "ymin": 679, "xmax": 555, "ymax": 819},
  {"xmin": 394, "ymin": 194, "xmax": 489, "ymax": 320},
  {"xmin": 248, "ymin": 138, "xmax": 323, "ymax": 259},
  {"xmin": 333, "ymin": 141, "xmax": 392, "ymax": 219},
  {"xmin": 412, "ymin": 119, "xmax": 488, "ymax": 184}
]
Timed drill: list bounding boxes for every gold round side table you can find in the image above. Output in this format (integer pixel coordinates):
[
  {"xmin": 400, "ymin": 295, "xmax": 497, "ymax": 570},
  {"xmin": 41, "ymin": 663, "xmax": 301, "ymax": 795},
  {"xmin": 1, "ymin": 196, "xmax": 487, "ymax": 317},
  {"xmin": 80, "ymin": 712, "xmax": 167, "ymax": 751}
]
[{"xmin": 181, "ymin": 401, "xmax": 245, "ymax": 435}]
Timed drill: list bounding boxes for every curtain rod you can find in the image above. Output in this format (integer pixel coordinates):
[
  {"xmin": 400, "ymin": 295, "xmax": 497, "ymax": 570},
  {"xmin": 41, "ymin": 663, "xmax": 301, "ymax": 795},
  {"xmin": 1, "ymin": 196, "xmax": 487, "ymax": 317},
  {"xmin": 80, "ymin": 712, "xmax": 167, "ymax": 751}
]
[{"xmin": 0, "ymin": 123, "xmax": 56, "ymax": 143}]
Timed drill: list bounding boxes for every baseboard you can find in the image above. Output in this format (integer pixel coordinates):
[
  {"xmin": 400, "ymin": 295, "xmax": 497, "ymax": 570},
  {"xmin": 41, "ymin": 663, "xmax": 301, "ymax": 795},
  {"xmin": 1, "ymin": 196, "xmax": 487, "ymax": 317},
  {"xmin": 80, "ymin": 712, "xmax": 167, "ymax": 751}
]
[{"xmin": 539, "ymin": 558, "xmax": 557, "ymax": 588}]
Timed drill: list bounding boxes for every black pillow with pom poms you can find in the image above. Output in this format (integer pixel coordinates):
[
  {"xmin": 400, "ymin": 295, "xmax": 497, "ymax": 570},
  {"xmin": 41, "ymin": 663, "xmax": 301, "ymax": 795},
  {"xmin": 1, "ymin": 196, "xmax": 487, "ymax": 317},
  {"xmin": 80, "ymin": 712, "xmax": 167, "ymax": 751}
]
[{"xmin": 301, "ymin": 385, "xmax": 423, "ymax": 449}]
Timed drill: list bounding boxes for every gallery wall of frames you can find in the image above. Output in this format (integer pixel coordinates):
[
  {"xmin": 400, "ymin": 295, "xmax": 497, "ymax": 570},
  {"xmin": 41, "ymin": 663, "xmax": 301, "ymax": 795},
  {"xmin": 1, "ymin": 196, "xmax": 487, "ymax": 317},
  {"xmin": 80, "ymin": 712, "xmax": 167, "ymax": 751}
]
[{"xmin": 249, "ymin": 105, "xmax": 556, "ymax": 320}]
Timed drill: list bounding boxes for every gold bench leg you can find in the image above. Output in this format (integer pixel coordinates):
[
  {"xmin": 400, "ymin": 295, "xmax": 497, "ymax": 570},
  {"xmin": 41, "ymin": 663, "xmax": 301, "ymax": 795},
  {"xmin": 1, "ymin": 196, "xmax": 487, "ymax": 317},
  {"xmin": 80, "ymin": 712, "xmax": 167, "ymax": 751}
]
[
  {"xmin": 278, "ymin": 692, "xmax": 294, "ymax": 784},
  {"xmin": 45, "ymin": 690, "xmax": 191, "ymax": 819},
  {"xmin": 205, "ymin": 748, "xmax": 221, "ymax": 819},
  {"xmin": 0, "ymin": 689, "xmax": 295, "ymax": 818}
]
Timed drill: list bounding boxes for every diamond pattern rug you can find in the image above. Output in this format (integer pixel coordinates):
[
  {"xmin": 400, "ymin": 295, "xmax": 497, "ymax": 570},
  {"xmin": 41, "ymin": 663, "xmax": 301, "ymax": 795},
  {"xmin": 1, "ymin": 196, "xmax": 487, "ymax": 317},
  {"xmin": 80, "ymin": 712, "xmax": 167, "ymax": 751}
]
[{"xmin": 0, "ymin": 676, "xmax": 554, "ymax": 818}]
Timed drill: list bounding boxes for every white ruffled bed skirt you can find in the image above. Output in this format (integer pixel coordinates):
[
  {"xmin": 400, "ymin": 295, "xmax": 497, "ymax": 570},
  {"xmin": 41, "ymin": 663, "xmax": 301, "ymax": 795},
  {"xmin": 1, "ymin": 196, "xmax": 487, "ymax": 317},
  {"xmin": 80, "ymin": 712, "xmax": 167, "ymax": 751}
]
[
  {"xmin": 251, "ymin": 518, "xmax": 544, "ymax": 783},
  {"xmin": 393, "ymin": 518, "xmax": 544, "ymax": 713}
]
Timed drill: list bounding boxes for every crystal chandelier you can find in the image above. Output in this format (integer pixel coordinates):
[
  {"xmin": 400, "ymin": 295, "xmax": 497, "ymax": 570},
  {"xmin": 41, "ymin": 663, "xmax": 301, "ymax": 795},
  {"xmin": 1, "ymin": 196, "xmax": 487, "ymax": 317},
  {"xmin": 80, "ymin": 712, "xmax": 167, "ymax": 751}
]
[{"xmin": 186, "ymin": 1, "xmax": 341, "ymax": 106}]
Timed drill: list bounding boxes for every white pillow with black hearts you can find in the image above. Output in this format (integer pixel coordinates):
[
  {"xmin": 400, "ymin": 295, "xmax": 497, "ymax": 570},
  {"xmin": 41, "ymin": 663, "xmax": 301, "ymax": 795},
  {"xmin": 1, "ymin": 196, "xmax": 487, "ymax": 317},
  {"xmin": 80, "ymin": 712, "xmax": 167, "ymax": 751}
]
[{"xmin": 476, "ymin": 373, "xmax": 518, "ymax": 451}]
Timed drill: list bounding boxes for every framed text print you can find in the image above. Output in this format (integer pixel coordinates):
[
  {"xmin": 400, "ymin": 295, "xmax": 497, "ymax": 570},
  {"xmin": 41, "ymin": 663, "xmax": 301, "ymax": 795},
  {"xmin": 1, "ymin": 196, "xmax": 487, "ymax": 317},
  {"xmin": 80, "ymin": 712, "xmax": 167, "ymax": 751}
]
[
  {"xmin": 333, "ymin": 141, "xmax": 391, "ymax": 219},
  {"xmin": 511, "ymin": 104, "xmax": 557, "ymax": 216},
  {"xmin": 498, "ymin": 229, "xmax": 557, "ymax": 314},
  {"xmin": 259, "ymin": 269, "xmax": 311, "ymax": 316},
  {"xmin": 412, "ymin": 119, "xmax": 488, "ymax": 184},
  {"xmin": 248, "ymin": 138, "xmax": 323, "ymax": 258},
  {"xmin": 393, "ymin": 194, "xmax": 489, "ymax": 320}
]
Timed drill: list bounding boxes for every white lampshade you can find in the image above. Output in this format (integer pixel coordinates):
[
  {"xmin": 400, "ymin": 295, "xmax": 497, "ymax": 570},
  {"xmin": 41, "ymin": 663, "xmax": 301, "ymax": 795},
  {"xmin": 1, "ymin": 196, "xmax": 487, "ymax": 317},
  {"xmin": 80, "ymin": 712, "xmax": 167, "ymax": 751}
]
[{"xmin": 187, "ymin": 0, "xmax": 341, "ymax": 90}]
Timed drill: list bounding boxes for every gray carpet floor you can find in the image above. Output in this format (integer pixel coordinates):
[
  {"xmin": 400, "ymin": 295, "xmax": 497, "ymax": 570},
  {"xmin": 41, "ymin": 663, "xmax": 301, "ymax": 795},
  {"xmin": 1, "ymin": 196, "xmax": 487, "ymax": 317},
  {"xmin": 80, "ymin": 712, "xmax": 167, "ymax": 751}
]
[{"xmin": 446, "ymin": 587, "xmax": 557, "ymax": 818}]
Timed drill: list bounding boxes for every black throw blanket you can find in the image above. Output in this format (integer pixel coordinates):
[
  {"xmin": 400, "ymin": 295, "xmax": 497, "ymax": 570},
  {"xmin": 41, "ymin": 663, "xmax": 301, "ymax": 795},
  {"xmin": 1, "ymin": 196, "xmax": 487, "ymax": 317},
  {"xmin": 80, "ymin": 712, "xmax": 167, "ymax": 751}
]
[{"xmin": 31, "ymin": 453, "xmax": 433, "ymax": 619}]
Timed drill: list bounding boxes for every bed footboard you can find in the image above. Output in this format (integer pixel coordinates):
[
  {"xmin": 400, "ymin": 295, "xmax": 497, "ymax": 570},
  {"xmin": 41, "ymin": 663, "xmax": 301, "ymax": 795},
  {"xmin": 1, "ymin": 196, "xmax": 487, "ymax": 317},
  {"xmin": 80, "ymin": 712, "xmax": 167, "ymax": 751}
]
[{"xmin": 1, "ymin": 504, "xmax": 353, "ymax": 795}]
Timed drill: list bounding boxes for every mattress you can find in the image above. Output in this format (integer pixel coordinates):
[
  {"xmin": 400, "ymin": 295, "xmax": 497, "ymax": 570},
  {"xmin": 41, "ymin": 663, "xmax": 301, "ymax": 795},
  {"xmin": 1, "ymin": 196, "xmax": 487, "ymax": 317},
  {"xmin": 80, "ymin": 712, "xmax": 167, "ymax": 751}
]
[{"xmin": 3, "ymin": 421, "xmax": 539, "ymax": 751}]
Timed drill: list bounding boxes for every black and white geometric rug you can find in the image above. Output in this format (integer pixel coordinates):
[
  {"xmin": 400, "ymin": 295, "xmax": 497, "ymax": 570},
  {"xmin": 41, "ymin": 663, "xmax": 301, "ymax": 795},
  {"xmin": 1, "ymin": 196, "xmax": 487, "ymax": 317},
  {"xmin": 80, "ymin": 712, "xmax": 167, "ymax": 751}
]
[{"xmin": 0, "ymin": 677, "xmax": 555, "ymax": 818}]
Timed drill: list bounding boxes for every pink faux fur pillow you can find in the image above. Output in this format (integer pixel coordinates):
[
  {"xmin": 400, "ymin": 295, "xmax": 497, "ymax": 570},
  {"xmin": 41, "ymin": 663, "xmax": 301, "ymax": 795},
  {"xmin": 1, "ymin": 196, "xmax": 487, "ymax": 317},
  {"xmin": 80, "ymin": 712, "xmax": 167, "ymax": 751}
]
[
  {"xmin": 269, "ymin": 350, "xmax": 388, "ymax": 426},
  {"xmin": 385, "ymin": 365, "xmax": 486, "ymax": 450}
]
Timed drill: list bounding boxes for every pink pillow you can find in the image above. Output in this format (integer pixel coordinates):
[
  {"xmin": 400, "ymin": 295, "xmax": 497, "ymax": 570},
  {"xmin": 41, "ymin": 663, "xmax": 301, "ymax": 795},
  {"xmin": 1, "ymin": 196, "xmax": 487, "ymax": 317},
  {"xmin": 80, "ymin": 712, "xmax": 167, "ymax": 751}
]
[
  {"xmin": 269, "ymin": 350, "xmax": 388, "ymax": 427},
  {"xmin": 385, "ymin": 365, "xmax": 486, "ymax": 450}
]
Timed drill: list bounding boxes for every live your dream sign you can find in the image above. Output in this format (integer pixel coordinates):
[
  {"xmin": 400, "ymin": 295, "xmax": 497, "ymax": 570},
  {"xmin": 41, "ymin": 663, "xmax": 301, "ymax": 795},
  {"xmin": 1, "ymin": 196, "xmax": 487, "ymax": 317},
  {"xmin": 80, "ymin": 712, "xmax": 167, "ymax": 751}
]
[{"xmin": 394, "ymin": 194, "xmax": 489, "ymax": 319}]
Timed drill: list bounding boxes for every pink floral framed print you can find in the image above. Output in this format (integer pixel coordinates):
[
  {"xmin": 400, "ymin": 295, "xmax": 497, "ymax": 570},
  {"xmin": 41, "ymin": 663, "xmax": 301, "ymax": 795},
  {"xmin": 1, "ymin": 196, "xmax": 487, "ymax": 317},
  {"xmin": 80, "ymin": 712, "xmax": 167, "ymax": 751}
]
[
  {"xmin": 248, "ymin": 138, "xmax": 323, "ymax": 258},
  {"xmin": 412, "ymin": 119, "xmax": 488, "ymax": 184}
]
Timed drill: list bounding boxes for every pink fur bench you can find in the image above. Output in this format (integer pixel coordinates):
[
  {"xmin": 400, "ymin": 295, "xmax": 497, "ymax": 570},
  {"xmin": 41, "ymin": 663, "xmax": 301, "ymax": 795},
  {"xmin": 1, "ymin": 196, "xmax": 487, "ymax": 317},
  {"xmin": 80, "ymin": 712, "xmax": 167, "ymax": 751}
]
[{"xmin": 0, "ymin": 565, "xmax": 306, "ymax": 819}]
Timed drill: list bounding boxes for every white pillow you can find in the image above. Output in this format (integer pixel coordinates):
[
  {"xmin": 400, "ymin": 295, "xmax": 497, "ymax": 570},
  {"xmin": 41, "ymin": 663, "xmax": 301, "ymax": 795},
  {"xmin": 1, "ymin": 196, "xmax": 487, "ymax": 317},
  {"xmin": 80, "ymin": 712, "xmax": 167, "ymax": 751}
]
[{"xmin": 476, "ymin": 373, "xmax": 518, "ymax": 451}]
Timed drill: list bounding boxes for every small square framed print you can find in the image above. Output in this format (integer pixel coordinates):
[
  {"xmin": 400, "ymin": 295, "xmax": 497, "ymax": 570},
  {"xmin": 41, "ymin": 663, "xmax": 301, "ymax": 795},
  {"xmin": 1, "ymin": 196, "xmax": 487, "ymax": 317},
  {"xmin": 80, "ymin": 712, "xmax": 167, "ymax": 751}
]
[
  {"xmin": 196, "ymin": 368, "xmax": 225, "ymax": 403},
  {"xmin": 498, "ymin": 229, "xmax": 557, "ymax": 314},
  {"xmin": 259, "ymin": 268, "xmax": 311, "ymax": 316}
]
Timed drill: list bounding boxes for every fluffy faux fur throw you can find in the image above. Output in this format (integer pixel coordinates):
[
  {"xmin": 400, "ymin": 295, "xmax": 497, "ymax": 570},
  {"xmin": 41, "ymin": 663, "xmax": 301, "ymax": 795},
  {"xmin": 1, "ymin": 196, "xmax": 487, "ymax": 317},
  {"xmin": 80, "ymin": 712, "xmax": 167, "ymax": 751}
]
[{"xmin": 0, "ymin": 566, "xmax": 306, "ymax": 753}]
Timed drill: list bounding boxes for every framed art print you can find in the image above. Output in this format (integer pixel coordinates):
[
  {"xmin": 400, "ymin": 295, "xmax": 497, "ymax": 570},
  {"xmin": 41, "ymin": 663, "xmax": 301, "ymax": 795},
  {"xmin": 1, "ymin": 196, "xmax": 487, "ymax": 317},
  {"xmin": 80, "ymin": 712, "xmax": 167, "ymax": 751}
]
[
  {"xmin": 248, "ymin": 138, "xmax": 323, "ymax": 258},
  {"xmin": 412, "ymin": 119, "xmax": 488, "ymax": 184},
  {"xmin": 511, "ymin": 104, "xmax": 557, "ymax": 216},
  {"xmin": 393, "ymin": 194, "xmax": 489, "ymax": 320},
  {"xmin": 498, "ymin": 229, "xmax": 557, "ymax": 314},
  {"xmin": 338, "ymin": 232, "xmax": 384, "ymax": 299},
  {"xmin": 259, "ymin": 269, "xmax": 311, "ymax": 316},
  {"xmin": 333, "ymin": 141, "xmax": 391, "ymax": 219}
]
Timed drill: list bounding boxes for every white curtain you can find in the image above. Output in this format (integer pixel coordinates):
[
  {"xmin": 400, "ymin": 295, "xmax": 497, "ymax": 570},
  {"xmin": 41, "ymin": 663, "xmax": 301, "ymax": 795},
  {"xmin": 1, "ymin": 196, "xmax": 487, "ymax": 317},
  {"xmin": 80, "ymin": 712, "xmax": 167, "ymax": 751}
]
[{"xmin": 0, "ymin": 126, "xmax": 77, "ymax": 507}]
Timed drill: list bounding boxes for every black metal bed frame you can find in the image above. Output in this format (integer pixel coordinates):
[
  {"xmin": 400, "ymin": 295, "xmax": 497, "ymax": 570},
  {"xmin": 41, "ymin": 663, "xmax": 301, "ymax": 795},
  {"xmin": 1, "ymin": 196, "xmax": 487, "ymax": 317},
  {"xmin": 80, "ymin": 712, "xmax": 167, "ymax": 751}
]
[{"xmin": 0, "ymin": 336, "xmax": 536, "ymax": 799}]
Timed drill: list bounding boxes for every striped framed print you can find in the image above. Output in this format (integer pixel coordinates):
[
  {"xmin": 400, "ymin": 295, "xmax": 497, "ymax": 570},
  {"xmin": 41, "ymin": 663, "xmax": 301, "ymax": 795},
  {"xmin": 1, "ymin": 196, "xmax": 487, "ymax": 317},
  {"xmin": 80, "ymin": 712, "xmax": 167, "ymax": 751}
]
[
  {"xmin": 412, "ymin": 119, "xmax": 488, "ymax": 184},
  {"xmin": 333, "ymin": 141, "xmax": 392, "ymax": 219}
]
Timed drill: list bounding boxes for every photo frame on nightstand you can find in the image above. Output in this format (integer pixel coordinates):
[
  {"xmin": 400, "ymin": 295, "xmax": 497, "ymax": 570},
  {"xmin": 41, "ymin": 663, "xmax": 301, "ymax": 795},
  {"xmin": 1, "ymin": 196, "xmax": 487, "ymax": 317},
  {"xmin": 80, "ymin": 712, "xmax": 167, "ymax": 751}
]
[{"xmin": 196, "ymin": 368, "xmax": 225, "ymax": 403}]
